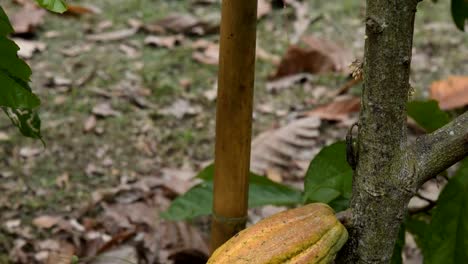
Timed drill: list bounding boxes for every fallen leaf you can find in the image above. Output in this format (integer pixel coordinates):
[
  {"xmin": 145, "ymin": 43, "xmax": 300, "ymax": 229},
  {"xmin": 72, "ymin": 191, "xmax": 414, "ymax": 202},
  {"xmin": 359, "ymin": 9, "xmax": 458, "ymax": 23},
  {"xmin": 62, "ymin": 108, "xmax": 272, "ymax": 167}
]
[
  {"xmin": 92, "ymin": 103, "xmax": 121, "ymax": 117},
  {"xmin": 96, "ymin": 230, "xmax": 136, "ymax": 254},
  {"xmin": 33, "ymin": 215, "xmax": 63, "ymax": 229},
  {"xmin": 46, "ymin": 76, "xmax": 72, "ymax": 87},
  {"xmin": 144, "ymin": 35, "xmax": 183, "ymax": 49},
  {"xmin": 65, "ymin": 4, "xmax": 99, "ymax": 15},
  {"xmin": 10, "ymin": 4, "xmax": 45, "ymax": 34},
  {"xmin": 19, "ymin": 147, "xmax": 42, "ymax": 158},
  {"xmin": 158, "ymin": 221, "xmax": 209, "ymax": 262},
  {"xmin": 250, "ymin": 116, "xmax": 321, "ymax": 178},
  {"xmin": 160, "ymin": 99, "xmax": 201, "ymax": 119},
  {"xmin": 256, "ymin": 45, "xmax": 280, "ymax": 65},
  {"xmin": 430, "ymin": 75, "xmax": 468, "ymax": 110},
  {"xmin": 60, "ymin": 44, "xmax": 93, "ymax": 57},
  {"xmin": 146, "ymin": 13, "xmax": 217, "ymax": 35},
  {"xmin": 12, "ymin": 38, "xmax": 46, "ymax": 59},
  {"xmin": 266, "ymin": 73, "xmax": 315, "ymax": 92},
  {"xmin": 257, "ymin": 0, "xmax": 272, "ymax": 19},
  {"xmin": 83, "ymin": 115, "xmax": 97, "ymax": 132},
  {"xmin": 0, "ymin": 132, "xmax": 10, "ymax": 141},
  {"xmin": 192, "ymin": 42, "xmax": 219, "ymax": 65},
  {"xmin": 203, "ymin": 86, "xmax": 217, "ymax": 101},
  {"xmin": 284, "ymin": 0, "xmax": 312, "ymax": 44},
  {"xmin": 271, "ymin": 36, "xmax": 352, "ymax": 80},
  {"xmin": 305, "ymin": 95, "xmax": 361, "ymax": 121},
  {"xmin": 55, "ymin": 173, "xmax": 69, "ymax": 189},
  {"xmin": 45, "ymin": 240, "xmax": 75, "ymax": 264},
  {"xmin": 161, "ymin": 168, "xmax": 197, "ymax": 195},
  {"xmin": 90, "ymin": 245, "xmax": 137, "ymax": 264},
  {"xmin": 86, "ymin": 28, "xmax": 138, "ymax": 42},
  {"xmin": 9, "ymin": 239, "xmax": 28, "ymax": 263},
  {"xmin": 96, "ymin": 20, "xmax": 114, "ymax": 31},
  {"xmin": 118, "ymin": 44, "xmax": 140, "ymax": 58}
]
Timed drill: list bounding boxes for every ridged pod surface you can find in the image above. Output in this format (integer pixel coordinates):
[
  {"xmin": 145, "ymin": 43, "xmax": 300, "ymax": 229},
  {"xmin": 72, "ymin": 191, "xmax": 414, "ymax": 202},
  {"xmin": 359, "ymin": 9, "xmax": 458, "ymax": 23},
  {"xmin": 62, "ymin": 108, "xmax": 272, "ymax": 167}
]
[{"xmin": 207, "ymin": 203, "xmax": 348, "ymax": 264}]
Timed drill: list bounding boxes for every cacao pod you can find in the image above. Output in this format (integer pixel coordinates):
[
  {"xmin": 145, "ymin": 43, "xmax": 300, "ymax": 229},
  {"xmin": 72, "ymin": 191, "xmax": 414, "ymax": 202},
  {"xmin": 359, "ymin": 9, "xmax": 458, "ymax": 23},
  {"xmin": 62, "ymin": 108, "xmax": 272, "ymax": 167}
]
[{"xmin": 208, "ymin": 203, "xmax": 348, "ymax": 264}]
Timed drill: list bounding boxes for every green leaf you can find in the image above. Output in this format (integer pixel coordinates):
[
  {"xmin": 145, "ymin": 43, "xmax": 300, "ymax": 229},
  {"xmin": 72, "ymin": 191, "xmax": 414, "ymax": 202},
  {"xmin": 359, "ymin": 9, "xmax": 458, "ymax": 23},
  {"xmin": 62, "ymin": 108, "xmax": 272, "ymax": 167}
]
[
  {"xmin": 0, "ymin": 7, "xmax": 14, "ymax": 35},
  {"xmin": 390, "ymin": 224, "xmax": 405, "ymax": 264},
  {"xmin": 423, "ymin": 158, "xmax": 468, "ymax": 264},
  {"xmin": 451, "ymin": 0, "xmax": 468, "ymax": 31},
  {"xmin": 161, "ymin": 164, "xmax": 303, "ymax": 220},
  {"xmin": 35, "ymin": 0, "xmax": 68, "ymax": 13},
  {"xmin": 303, "ymin": 142, "xmax": 353, "ymax": 212},
  {"xmin": 406, "ymin": 216, "xmax": 430, "ymax": 254},
  {"xmin": 0, "ymin": 7, "xmax": 42, "ymax": 139},
  {"xmin": 2, "ymin": 107, "xmax": 43, "ymax": 141},
  {"xmin": 0, "ymin": 70, "xmax": 40, "ymax": 109},
  {"xmin": 160, "ymin": 181, "xmax": 213, "ymax": 220},
  {"xmin": 407, "ymin": 100, "xmax": 450, "ymax": 133}
]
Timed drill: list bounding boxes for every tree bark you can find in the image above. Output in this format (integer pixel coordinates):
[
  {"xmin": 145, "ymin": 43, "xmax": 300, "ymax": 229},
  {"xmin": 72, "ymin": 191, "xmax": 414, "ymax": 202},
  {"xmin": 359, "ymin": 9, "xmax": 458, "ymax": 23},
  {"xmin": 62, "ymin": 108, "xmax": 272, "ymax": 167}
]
[
  {"xmin": 337, "ymin": 0, "xmax": 468, "ymax": 262},
  {"xmin": 338, "ymin": 0, "xmax": 420, "ymax": 262}
]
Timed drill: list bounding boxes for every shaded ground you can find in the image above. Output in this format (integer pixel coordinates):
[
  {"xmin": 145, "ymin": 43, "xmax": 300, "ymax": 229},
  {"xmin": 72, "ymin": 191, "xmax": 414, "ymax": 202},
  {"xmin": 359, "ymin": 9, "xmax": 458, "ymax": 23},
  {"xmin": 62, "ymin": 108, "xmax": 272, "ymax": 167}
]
[{"xmin": 0, "ymin": 0, "xmax": 467, "ymax": 263}]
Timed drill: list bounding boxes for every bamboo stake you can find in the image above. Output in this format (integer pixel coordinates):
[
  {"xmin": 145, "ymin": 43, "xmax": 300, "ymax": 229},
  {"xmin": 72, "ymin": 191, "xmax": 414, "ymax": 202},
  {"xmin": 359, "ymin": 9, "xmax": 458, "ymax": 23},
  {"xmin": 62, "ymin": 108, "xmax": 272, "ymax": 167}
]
[{"xmin": 210, "ymin": 0, "xmax": 258, "ymax": 253}]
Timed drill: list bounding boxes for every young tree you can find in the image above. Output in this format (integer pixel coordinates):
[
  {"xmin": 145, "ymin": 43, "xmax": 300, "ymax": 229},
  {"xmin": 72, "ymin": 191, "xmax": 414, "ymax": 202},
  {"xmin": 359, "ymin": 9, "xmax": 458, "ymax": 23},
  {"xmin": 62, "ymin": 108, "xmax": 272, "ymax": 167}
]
[{"xmin": 337, "ymin": 0, "xmax": 467, "ymax": 262}]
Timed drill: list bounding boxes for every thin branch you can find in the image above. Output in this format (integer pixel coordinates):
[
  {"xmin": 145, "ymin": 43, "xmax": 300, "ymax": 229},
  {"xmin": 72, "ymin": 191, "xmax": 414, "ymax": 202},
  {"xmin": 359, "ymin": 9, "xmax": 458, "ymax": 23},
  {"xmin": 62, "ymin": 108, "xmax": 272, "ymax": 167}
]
[{"xmin": 412, "ymin": 111, "xmax": 468, "ymax": 184}]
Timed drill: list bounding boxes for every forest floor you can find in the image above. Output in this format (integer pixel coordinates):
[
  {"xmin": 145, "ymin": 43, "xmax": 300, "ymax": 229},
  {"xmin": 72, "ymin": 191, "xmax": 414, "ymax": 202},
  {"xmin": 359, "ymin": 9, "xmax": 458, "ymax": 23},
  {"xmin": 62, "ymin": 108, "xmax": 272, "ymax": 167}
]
[{"xmin": 0, "ymin": 0, "xmax": 467, "ymax": 263}]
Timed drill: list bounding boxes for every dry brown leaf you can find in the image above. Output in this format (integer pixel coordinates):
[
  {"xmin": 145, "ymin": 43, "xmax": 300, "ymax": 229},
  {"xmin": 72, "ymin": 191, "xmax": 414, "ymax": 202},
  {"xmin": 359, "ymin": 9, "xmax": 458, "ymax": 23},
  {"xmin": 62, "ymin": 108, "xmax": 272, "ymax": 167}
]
[
  {"xmin": 90, "ymin": 245, "xmax": 138, "ymax": 264},
  {"xmin": 146, "ymin": 13, "xmax": 217, "ymax": 35},
  {"xmin": 19, "ymin": 147, "xmax": 42, "ymax": 158},
  {"xmin": 12, "ymin": 38, "xmax": 46, "ymax": 59},
  {"xmin": 118, "ymin": 44, "xmax": 139, "ymax": 58},
  {"xmin": 83, "ymin": 115, "xmax": 97, "ymax": 132},
  {"xmin": 271, "ymin": 36, "xmax": 352, "ymax": 80},
  {"xmin": 250, "ymin": 116, "xmax": 321, "ymax": 178},
  {"xmin": 10, "ymin": 4, "xmax": 45, "ymax": 34},
  {"xmin": 92, "ymin": 103, "xmax": 121, "ymax": 117},
  {"xmin": 161, "ymin": 168, "xmax": 197, "ymax": 195},
  {"xmin": 301, "ymin": 36, "xmax": 352, "ymax": 73},
  {"xmin": 256, "ymin": 45, "xmax": 281, "ymax": 65},
  {"xmin": 257, "ymin": 0, "xmax": 272, "ymax": 19},
  {"xmin": 45, "ymin": 240, "xmax": 75, "ymax": 264},
  {"xmin": 306, "ymin": 95, "xmax": 361, "ymax": 121},
  {"xmin": 55, "ymin": 173, "xmax": 69, "ymax": 189},
  {"xmin": 284, "ymin": 0, "xmax": 311, "ymax": 43},
  {"xmin": 160, "ymin": 99, "xmax": 201, "ymax": 118},
  {"xmin": 60, "ymin": 44, "xmax": 93, "ymax": 57},
  {"xmin": 65, "ymin": 4, "xmax": 98, "ymax": 15},
  {"xmin": 158, "ymin": 221, "xmax": 209, "ymax": 263},
  {"xmin": 144, "ymin": 35, "xmax": 183, "ymax": 49},
  {"xmin": 430, "ymin": 76, "xmax": 468, "ymax": 110},
  {"xmin": 32, "ymin": 215, "xmax": 63, "ymax": 229},
  {"xmin": 192, "ymin": 42, "xmax": 219, "ymax": 65},
  {"xmin": 86, "ymin": 28, "xmax": 138, "ymax": 42}
]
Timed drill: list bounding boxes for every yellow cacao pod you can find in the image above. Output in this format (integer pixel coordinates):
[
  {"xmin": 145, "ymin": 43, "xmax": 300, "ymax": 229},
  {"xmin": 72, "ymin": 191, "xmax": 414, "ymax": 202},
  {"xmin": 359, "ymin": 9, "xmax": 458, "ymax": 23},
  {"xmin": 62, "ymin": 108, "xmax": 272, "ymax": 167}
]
[{"xmin": 208, "ymin": 203, "xmax": 348, "ymax": 264}]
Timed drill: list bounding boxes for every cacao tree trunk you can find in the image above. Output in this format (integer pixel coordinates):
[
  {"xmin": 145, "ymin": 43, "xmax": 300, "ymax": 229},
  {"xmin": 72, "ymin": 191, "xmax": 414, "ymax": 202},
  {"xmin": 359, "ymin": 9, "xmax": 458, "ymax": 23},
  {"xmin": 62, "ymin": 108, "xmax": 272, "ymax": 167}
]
[{"xmin": 337, "ymin": 0, "xmax": 468, "ymax": 263}]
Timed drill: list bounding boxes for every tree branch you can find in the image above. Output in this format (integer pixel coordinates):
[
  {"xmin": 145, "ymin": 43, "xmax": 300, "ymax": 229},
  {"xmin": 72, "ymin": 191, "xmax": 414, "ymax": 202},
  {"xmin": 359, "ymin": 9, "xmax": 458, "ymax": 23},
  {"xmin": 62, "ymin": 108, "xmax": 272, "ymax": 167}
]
[
  {"xmin": 336, "ymin": 0, "xmax": 420, "ymax": 262},
  {"xmin": 412, "ymin": 111, "xmax": 468, "ymax": 184}
]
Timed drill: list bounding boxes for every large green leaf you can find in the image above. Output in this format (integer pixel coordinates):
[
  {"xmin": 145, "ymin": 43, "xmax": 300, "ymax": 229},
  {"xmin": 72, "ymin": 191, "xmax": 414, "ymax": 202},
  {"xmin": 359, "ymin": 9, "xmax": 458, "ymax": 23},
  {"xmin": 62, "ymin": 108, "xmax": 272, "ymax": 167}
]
[
  {"xmin": 0, "ymin": 7, "xmax": 14, "ymax": 35},
  {"xmin": 161, "ymin": 164, "xmax": 303, "ymax": 221},
  {"xmin": 407, "ymin": 100, "xmax": 450, "ymax": 133},
  {"xmin": 406, "ymin": 216, "xmax": 430, "ymax": 255},
  {"xmin": 2, "ymin": 107, "xmax": 42, "ymax": 141},
  {"xmin": 390, "ymin": 224, "xmax": 406, "ymax": 264},
  {"xmin": 0, "ymin": 6, "xmax": 42, "ymax": 139},
  {"xmin": 303, "ymin": 142, "xmax": 353, "ymax": 212},
  {"xmin": 35, "ymin": 0, "xmax": 68, "ymax": 13},
  {"xmin": 451, "ymin": 0, "xmax": 468, "ymax": 31},
  {"xmin": 423, "ymin": 158, "xmax": 468, "ymax": 264}
]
